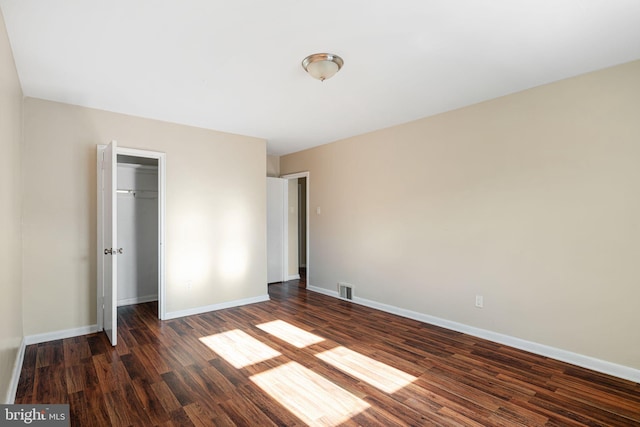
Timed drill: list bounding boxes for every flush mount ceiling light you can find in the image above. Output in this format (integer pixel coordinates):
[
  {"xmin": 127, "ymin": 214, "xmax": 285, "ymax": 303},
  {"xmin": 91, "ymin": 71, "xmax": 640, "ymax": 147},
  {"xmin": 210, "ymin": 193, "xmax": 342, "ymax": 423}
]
[{"xmin": 302, "ymin": 53, "xmax": 344, "ymax": 82}]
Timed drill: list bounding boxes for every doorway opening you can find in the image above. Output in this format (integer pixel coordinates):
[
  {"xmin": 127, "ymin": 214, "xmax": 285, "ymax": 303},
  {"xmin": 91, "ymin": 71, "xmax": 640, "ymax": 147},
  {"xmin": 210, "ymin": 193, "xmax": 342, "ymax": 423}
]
[
  {"xmin": 116, "ymin": 155, "xmax": 159, "ymax": 308},
  {"xmin": 97, "ymin": 143, "xmax": 166, "ymax": 346},
  {"xmin": 282, "ymin": 172, "xmax": 309, "ymax": 288}
]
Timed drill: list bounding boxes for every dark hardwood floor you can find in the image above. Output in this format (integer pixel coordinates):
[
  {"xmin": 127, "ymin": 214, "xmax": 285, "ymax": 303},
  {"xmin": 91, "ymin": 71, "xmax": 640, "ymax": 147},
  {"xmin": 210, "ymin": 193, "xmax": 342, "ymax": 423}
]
[
  {"xmin": 16, "ymin": 280, "xmax": 640, "ymax": 426},
  {"xmin": 298, "ymin": 267, "xmax": 307, "ymax": 288}
]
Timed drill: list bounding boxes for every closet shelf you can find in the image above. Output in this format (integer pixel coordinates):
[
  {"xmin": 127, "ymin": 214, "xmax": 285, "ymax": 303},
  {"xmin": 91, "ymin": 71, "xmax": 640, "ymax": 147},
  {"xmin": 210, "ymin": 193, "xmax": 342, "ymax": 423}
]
[{"xmin": 117, "ymin": 189, "xmax": 158, "ymax": 198}]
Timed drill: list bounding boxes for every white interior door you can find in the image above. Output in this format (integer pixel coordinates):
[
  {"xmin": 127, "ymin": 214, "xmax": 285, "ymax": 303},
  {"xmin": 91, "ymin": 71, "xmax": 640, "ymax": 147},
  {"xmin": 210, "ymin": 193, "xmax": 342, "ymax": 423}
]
[
  {"xmin": 267, "ymin": 177, "xmax": 285, "ymax": 283},
  {"xmin": 103, "ymin": 141, "xmax": 118, "ymax": 345}
]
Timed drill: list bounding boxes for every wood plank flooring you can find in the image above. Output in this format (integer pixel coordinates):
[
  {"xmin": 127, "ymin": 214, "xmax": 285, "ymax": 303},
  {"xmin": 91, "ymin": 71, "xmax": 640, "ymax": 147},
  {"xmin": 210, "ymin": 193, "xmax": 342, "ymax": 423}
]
[{"xmin": 16, "ymin": 281, "xmax": 640, "ymax": 426}]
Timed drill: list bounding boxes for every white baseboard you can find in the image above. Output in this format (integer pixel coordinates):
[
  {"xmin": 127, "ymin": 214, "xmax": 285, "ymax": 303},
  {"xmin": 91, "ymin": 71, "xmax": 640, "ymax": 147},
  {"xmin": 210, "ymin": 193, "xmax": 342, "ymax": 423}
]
[
  {"xmin": 307, "ymin": 285, "xmax": 640, "ymax": 384},
  {"xmin": 24, "ymin": 325, "xmax": 100, "ymax": 346},
  {"xmin": 164, "ymin": 294, "xmax": 270, "ymax": 320},
  {"xmin": 5, "ymin": 338, "xmax": 25, "ymax": 404},
  {"xmin": 117, "ymin": 294, "xmax": 158, "ymax": 307},
  {"xmin": 286, "ymin": 274, "xmax": 301, "ymax": 281}
]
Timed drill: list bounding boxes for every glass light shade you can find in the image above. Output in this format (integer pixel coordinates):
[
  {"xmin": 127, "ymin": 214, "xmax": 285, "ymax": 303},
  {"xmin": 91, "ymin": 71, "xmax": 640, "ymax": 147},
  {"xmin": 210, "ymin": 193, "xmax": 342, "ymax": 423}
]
[
  {"xmin": 307, "ymin": 60, "xmax": 339, "ymax": 81},
  {"xmin": 302, "ymin": 53, "xmax": 344, "ymax": 81}
]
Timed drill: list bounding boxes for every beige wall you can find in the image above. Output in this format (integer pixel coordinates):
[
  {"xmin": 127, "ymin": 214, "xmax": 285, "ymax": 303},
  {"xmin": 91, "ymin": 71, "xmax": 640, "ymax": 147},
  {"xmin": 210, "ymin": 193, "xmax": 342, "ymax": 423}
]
[
  {"xmin": 267, "ymin": 154, "xmax": 280, "ymax": 177},
  {"xmin": 0, "ymin": 9, "xmax": 23, "ymax": 402},
  {"xmin": 281, "ymin": 60, "xmax": 640, "ymax": 370},
  {"xmin": 22, "ymin": 98, "xmax": 267, "ymax": 334},
  {"xmin": 288, "ymin": 179, "xmax": 299, "ymax": 276}
]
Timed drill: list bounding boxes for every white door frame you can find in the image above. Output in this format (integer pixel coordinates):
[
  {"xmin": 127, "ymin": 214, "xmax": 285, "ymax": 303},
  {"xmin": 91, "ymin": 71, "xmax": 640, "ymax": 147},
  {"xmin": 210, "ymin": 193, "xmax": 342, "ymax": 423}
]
[
  {"xmin": 281, "ymin": 172, "xmax": 310, "ymax": 286},
  {"xmin": 97, "ymin": 145, "xmax": 167, "ymax": 331}
]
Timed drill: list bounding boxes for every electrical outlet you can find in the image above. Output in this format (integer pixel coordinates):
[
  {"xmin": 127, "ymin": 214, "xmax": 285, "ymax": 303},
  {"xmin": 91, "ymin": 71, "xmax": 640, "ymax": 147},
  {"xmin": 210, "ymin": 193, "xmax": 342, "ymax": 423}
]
[
  {"xmin": 475, "ymin": 295, "xmax": 483, "ymax": 308},
  {"xmin": 186, "ymin": 281, "xmax": 192, "ymax": 290}
]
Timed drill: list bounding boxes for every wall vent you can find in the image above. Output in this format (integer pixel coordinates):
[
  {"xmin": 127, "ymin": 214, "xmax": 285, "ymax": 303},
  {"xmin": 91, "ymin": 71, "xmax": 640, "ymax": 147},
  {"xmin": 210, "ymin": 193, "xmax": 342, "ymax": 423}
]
[{"xmin": 338, "ymin": 282, "xmax": 353, "ymax": 300}]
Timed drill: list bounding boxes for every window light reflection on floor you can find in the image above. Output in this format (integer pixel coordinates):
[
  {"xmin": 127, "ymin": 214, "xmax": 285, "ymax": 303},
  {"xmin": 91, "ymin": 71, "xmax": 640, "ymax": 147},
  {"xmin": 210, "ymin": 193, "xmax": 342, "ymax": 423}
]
[
  {"xmin": 199, "ymin": 329, "xmax": 281, "ymax": 368},
  {"xmin": 316, "ymin": 346, "xmax": 417, "ymax": 393},
  {"xmin": 250, "ymin": 361, "xmax": 370, "ymax": 427},
  {"xmin": 256, "ymin": 320, "xmax": 324, "ymax": 348}
]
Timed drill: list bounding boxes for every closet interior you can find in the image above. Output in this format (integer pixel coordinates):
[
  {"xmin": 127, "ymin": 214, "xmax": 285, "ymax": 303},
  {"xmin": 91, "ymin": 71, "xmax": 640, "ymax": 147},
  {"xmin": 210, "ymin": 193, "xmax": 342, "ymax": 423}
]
[{"xmin": 116, "ymin": 154, "xmax": 159, "ymax": 307}]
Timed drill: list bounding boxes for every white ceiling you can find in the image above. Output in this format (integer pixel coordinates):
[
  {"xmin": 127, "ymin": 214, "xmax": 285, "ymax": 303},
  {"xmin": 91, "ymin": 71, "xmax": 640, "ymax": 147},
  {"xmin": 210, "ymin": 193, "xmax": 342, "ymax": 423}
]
[{"xmin": 2, "ymin": 1, "xmax": 639, "ymax": 155}]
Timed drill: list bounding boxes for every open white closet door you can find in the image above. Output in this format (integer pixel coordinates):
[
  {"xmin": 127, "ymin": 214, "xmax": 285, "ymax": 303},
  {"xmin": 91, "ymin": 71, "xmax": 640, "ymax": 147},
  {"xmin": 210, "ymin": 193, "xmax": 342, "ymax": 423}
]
[
  {"xmin": 267, "ymin": 177, "xmax": 285, "ymax": 283},
  {"xmin": 103, "ymin": 140, "xmax": 118, "ymax": 346}
]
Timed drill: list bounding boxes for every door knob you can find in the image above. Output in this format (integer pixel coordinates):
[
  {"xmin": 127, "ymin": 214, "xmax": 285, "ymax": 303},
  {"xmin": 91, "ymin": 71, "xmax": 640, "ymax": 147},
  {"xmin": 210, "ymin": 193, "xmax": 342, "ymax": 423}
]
[{"xmin": 104, "ymin": 248, "xmax": 123, "ymax": 255}]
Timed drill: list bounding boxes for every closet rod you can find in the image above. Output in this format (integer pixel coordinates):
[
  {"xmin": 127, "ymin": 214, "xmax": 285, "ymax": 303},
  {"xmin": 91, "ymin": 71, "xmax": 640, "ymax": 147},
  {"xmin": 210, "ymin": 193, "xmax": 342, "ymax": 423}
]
[{"xmin": 116, "ymin": 189, "xmax": 158, "ymax": 194}]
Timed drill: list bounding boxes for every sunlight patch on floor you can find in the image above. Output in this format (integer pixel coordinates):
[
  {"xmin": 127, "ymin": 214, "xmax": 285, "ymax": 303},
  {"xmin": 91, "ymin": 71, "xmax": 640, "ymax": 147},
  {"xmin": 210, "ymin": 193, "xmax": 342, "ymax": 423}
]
[
  {"xmin": 256, "ymin": 320, "xmax": 324, "ymax": 348},
  {"xmin": 316, "ymin": 346, "xmax": 416, "ymax": 393},
  {"xmin": 250, "ymin": 361, "xmax": 370, "ymax": 426},
  {"xmin": 199, "ymin": 329, "xmax": 281, "ymax": 368}
]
